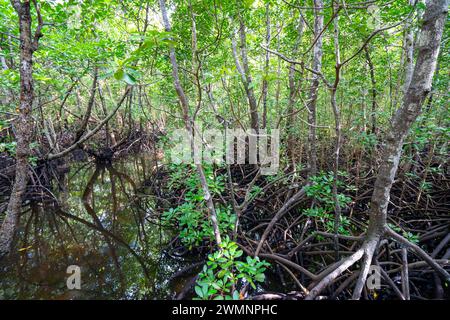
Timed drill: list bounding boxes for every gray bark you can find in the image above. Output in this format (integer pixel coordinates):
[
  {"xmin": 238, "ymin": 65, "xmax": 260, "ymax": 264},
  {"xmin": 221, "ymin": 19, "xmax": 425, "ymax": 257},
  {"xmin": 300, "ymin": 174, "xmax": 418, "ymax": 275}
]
[
  {"xmin": 364, "ymin": 46, "xmax": 377, "ymax": 134},
  {"xmin": 403, "ymin": 0, "xmax": 416, "ymax": 94},
  {"xmin": 231, "ymin": 7, "xmax": 259, "ymax": 131},
  {"xmin": 286, "ymin": 16, "xmax": 304, "ymax": 166},
  {"xmin": 306, "ymin": 0, "xmax": 323, "ymax": 178},
  {"xmin": 261, "ymin": 2, "xmax": 271, "ymax": 129},
  {"xmin": 330, "ymin": 2, "xmax": 342, "ymax": 260}
]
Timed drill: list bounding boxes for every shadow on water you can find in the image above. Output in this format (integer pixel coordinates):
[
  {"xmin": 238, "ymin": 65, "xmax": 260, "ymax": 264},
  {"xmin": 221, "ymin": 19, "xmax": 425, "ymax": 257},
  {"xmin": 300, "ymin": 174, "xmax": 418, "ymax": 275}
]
[{"xmin": 0, "ymin": 155, "xmax": 196, "ymax": 299}]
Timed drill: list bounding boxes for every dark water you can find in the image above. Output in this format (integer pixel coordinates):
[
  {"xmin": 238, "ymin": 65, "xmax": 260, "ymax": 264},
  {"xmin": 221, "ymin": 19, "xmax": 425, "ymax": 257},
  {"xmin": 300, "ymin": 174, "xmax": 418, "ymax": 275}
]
[{"xmin": 0, "ymin": 155, "xmax": 196, "ymax": 299}]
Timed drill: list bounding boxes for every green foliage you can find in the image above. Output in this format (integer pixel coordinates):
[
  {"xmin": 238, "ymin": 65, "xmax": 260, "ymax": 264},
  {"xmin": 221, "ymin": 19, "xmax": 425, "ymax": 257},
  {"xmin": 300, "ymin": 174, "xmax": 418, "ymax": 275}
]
[
  {"xmin": 403, "ymin": 232, "xmax": 420, "ymax": 244},
  {"xmin": 357, "ymin": 131, "xmax": 378, "ymax": 149},
  {"xmin": 194, "ymin": 237, "xmax": 270, "ymax": 300},
  {"xmin": 113, "ymin": 67, "xmax": 137, "ymax": 85},
  {"xmin": 163, "ymin": 203, "xmax": 235, "ymax": 249},
  {"xmin": 303, "ymin": 207, "xmax": 351, "ymax": 236},
  {"xmin": 249, "ymin": 185, "xmax": 263, "ymax": 198},
  {"xmin": 0, "ymin": 141, "xmax": 16, "ymax": 156},
  {"xmin": 410, "ymin": 116, "xmax": 449, "ymax": 152},
  {"xmin": 167, "ymin": 163, "xmax": 226, "ymax": 198},
  {"xmin": 0, "ymin": 0, "xmax": 447, "ymax": 301},
  {"xmin": 305, "ymin": 172, "xmax": 353, "ymax": 209},
  {"xmin": 388, "ymin": 224, "xmax": 420, "ymax": 244},
  {"xmin": 304, "ymin": 172, "xmax": 353, "ymax": 235},
  {"xmin": 163, "ymin": 164, "xmax": 234, "ymax": 248},
  {"xmin": 0, "ymin": 141, "xmax": 38, "ymax": 166}
]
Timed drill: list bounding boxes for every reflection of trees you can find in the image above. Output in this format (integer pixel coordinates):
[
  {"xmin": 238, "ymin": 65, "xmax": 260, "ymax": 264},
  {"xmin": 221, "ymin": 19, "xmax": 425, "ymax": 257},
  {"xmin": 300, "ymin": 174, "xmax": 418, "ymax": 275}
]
[
  {"xmin": 12, "ymin": 203, "xmax": 73, "ymax": 298},
  {"xmin": 2, "ymin": 156, "xmax": 172, "ymax": 299},
  {"xmin": 107, "ymin": 162, "xmax": 154, "ymax": 247},
  {"xmin": 80, "ymin": 164, "xmax": 153, "ymax": 283},
  {"xmin": 57, "ymin": 209, "xmax": 150, "ymax": 283},
  {"xmin": 82, "ymin": 165, "xmax": 127, "ymax": 293}
]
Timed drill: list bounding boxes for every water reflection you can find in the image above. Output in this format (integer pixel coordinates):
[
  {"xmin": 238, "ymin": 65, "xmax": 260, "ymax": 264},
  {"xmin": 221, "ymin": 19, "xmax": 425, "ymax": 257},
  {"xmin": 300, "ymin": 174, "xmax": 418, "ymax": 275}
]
[{"xmin": 0, "ymin": 155, "xmax": 192, "ymax": 299}]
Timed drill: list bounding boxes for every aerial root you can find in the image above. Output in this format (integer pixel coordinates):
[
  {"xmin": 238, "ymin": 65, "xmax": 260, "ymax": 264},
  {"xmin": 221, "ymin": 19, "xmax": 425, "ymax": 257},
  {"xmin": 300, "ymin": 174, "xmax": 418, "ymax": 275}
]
[
  {"xmin": 305, "ymin": 247, "xmax": 365, "ymax": 300},
  {"xmin": 304, "ymin": 226, "xmax": 450, "ymax": 300},
  {"xmin": 351, "ymin": 239, "xmax": 378, "ymax": 300},
  {"xmin": 385, "ymin": 227, "xmax": 450, "ymax": 283}
]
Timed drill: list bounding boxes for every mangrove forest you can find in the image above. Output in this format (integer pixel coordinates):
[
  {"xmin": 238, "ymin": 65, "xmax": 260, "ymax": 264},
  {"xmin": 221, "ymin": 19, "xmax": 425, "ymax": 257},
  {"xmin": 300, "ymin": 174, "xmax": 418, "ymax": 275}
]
[{"xmin": 0, "ymin": 0, "xmax": 449, "ymax": 302}]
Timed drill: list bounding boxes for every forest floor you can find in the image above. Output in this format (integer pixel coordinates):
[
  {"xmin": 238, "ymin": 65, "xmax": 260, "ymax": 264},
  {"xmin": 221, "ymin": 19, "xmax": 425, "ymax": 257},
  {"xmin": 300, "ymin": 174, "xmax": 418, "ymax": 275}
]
[{"xmin": 0, "ymin": 132, "xmax": 449, "ymax": 300}]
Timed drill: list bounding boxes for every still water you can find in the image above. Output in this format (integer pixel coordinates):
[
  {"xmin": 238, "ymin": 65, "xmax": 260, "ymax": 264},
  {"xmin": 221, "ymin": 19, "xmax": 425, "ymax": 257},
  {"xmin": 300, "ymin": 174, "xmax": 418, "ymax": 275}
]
[{"xmin": 0, "ymin": 155, "xmax": 196, "ymax": 299}]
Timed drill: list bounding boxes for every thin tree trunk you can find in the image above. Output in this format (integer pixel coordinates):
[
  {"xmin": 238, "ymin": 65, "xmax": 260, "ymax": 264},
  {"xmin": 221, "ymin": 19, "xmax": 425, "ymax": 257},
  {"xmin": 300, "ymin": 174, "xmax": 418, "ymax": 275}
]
[
  {"xmin": 306, "ymin": 0, "xmax": 323, "ymax": 178},
  {"xmin": 98, "ymin": 82, "xmax": 111, "ymax": 147},
  {"xmin": 286, "ymin": 15, "xmax": 304, "ymax": 167},
  {"xmin": 352, "ymin": 0, "xmax": 449, "ymax": 299},
  {"xmin": 159, "ymin": 0, "xmax": 221, "ymax": 246},
  {"xmin": 364, "ymin": 46, "xmax": 377, "ymax": 134},
  {"xmin": 274, "ymin": 22, "xmax": 281, "ymax": 121},
  {"xmin": 261, "ymin": 2, "xmax": 271, "ymax": 129},
  {"xmin": 403, "ymin": 0, "xmax": 415, "ymax": 94},
  {"xmin": 231, "ymin": 6, "xmax": 259, "ymax": 131},
  {"xmin": 354, "ymin": 0, "xmax": 449, "ymax": 299},
  {"xmin": 74, "ymin": 67, "xmax": 98, "ymax": 142},
  {"xmin": 46, "ymin": 87, "xmax": 130, "ymax": 161},
  {"xmin": 331, "ymin": 2, "xmax": 342, "ymax": 261}
]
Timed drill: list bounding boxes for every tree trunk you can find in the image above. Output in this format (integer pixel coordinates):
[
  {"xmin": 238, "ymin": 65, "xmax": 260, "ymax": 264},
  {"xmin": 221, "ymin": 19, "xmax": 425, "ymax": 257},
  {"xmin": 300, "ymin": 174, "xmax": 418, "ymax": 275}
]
[
  {"xmin": 46, "ymin": 87, "xmax": 130, "ymax": 161},
  {"xmin": 306, "ymin": 0, "xmax": 323, "ymax": 178},
  {"xmin": 367, "ymin": 0, "xmax": 447, "ymax": 239},
  {"xmin": 403, "ymin": 0, "xmax": 415, "ymax": 94},
  {"xmin": 0, "ymin": 0, "xmax": 41, "ymax": 258},
  {"xmin": 159, "ymin": 0, "xmax": 222, "ymax": 246},
  {"xmin": 74, "ymin": 67, "xmax": 98, "ymax": 142},
  {"xmin": 364, "ymin": 46, "xmax": 377, "ymax": 134},
  {"xmin": 286, "ymin": 15, "xmax": 304, "ymax": 167},
  {"xmin": 231, "ymin": 7, "xmax": 259, "ymax": 131},
  {"xmin": 330, "ymin": 2, "xmax": 343, "ymax": 261},
  {"xmin": 354, "ymin": 0, "xmax": 449, "ymax": 299}
]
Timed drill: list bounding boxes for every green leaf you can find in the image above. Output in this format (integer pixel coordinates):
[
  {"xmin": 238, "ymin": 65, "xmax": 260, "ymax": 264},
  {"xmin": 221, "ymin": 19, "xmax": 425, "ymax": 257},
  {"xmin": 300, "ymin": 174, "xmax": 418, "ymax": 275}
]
[
  {"xmin": 194, "ymin": 286, "xmax": 204, "ymax": 298},
  {"xmin": 122, "ymin": 72, "xmax": 136, "ymax": 85},
  {"xmin": 114, "ymin": 68, "xmax": 124, "ymax": 81},
  {"xmin": 254, "ymin": 273, "xmax": 265, "ymax": 282}
]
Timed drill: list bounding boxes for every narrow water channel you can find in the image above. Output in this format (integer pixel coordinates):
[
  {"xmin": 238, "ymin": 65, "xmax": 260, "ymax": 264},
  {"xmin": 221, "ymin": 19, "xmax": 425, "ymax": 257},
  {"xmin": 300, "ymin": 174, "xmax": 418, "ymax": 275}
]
[{"xmin": 0, "ymin": 155, "xmax": 196, "ymax": 299}]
